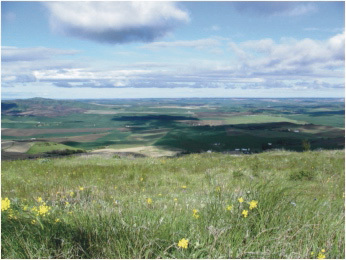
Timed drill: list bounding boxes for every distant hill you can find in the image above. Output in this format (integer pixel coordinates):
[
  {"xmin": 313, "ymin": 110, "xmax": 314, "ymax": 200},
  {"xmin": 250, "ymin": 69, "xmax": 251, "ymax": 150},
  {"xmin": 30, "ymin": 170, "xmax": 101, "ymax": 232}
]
[{"xmin": 1, "ymin": 98, "xmax": 101, "ymax": 117}]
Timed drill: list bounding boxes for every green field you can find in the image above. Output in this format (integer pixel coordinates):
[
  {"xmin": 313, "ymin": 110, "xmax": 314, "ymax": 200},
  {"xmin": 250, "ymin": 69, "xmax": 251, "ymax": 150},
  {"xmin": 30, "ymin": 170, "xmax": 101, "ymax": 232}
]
[
  {"xmin": 1, "ymin": 150, "xmax": 344, "ymax": 258},
  {"xmin": 224, "ymin": 115, "xmax": 303, "ymax": 124},
  {"xmin": 1, "ymin": 98, "xmax": 344, "ymax": 158},
  {"xmin": 26, "ymin": 142, "xmax": 84, "ymax": 155}
]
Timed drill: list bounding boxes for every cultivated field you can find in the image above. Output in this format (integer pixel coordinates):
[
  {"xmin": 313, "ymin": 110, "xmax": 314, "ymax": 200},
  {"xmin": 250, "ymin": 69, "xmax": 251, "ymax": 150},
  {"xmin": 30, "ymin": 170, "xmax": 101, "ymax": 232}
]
[
  {"xmin": 1, "ymin": 98, "xmax": 344, "ymax": 159},
  {"xmin": 1, "ymin": 150, "xmax": 344, "ymax": 258}
]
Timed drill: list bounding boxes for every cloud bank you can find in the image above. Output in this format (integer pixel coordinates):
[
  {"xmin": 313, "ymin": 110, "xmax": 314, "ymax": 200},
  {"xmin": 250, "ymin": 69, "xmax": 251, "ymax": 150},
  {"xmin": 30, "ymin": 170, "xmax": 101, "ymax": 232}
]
[
  {"xmin": 2, "ymin": 46, "xmax": 79, "ymax": 62},
  {"xmin": 44, "ymin": 1, "xmax": 189, "ymax": 44},
  {"xmin": 2, "ymin": 33, "xmax": 344, "ymax": 93},
  {"xmin": 142, "ymin": 38, "xmax": 221, "ymax": 49}
]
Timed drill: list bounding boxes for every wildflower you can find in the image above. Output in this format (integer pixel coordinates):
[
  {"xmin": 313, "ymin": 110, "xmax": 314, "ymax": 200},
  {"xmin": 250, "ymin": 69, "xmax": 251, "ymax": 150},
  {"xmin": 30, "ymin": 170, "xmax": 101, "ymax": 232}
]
[
  {"xmin": 147, "ymin": 198, "xmax": 152, "ymax": 205},
  {"xmin": 238, "ymin": 197, "xmax": 244, "ymax": 203},
  {"xmin": 69, "ymin": 191, "xmax": 74, "ymax": 197},
  {"xmin": 36, "ymin": 197, "xmax": 43, "ymax": 203},
  {"xmin": 174, "ymin": 198, "xmax": 178, "ymax": 202},
  {"xmin": 1, "ymin": 198, "xmax": 11, "ymax": 211},
  {"xmin": 242, "ymin": 210, "xmax": 248, "ymax": 218},
  {"xmin": 37, "ymin": 204, "xmax": 51, "ymax": 216},
  {"xmin": 192, "ymin": 209, "xmax": 200, "ymax": 219},
  {"xmin": 317, "ymin": 252, "xmax": 326, "ymax": 259},
  {"xmin": 31, "ymin": 219, "xmax": 36, "ymax": 224},
  {"xmin": 65, "ymin": 201, "xmax": 70, "ymax": 206},
  {"xmin": 55, "ymin": 218, "xmax": 61, "ymax": 223},
  {"xmin": 178, "ymin": 238, "xmax": 189, "ymax": 249},
  {"xmin": 140, "ymin": 177, "xmax": 144, "ymax": 182},
  {"xmin": 181, "ymin": 185, "xmax": 187, "ymax": 189},
  {"xmin": 321, "ymin": 249, "xmax": 326, "ymax": 253},
  {"xmin": 249, "ymin": 200, "xmax": 258, "ymax": 210},
  {"xmin": 226, "ymin": 205, "xmax": 233, "ymax": 211},
  {"xmin": 311, "ymin": 252, "xmax": 314, "ymax": 256},
  {"xmin": 114, "ymin": 186, "xmax": 117, "ymax": 190},
  {"xmin": 79, "ymin": 186, "xmax": 84, "ymax": 191},
  {"xmin": 158, "ymin": 194, "xmax": 162, "ymax": 196},
  {"xmin": 215, "ymin": 186, "xmax": 221, "ymax": 192},
  {"xmin": 22, "ymin": 205, "xmax": 28, "ymax": 211}
]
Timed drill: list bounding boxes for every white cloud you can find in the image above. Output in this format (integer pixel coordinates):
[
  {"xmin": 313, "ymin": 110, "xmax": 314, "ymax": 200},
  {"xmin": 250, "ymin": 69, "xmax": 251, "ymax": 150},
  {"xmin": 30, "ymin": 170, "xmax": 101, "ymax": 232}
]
[
  {"xmin": 44, "ymin": 1, "xmax": 189, "ymax": 44},
  {"xmin": 229, "ymin": 32, "xmax": 345, "ymax": 79},
  {"xmin": 142, "ymin": 38, "xmax": 221, "ymax": 49},
  {"xmin": 2, "ymin": 33, "xmax": 344, "ymax": 94},
  {"xmin": 2, "ymin": 46, "xmax": 79, "ymax": 62}
]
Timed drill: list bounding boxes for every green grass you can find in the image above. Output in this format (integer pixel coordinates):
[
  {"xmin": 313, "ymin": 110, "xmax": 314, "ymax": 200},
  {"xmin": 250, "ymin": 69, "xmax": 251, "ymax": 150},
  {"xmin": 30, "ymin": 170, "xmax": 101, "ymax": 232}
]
[
  {"xmin": 1, "ymin": 150, "xmax": 344, "ymax": 258},
  {"xmin": 26, "ymin": 142, "xmax": 83, "ymax": 154},
  {"xmin": 287, "ymin": 114, "xmax": 345, "ymax": 128},
  {"xmin": 224, "ymin": 115, "xmax": 304, "ymax": 124}
]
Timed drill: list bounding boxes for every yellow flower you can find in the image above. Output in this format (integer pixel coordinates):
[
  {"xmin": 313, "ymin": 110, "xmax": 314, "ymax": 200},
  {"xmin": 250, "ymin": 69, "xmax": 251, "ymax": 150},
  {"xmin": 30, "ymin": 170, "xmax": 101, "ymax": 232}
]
[
  {"xmin": 317, "ymin": 252, "xmax": 326, "ymax": 259},
  {"xmin": 238, "ymin": 197, "xmax": 244, "ymax": 203},
  {"xmin": 181, "ymin": 185, "xmax": 187, "ymax": 189},
  {"xmin": 55, "ymin": 218, "xmax": 61, "ymax": 223},
  {"xmin": 226, "ymin": 205, "xmax": 233, "ymax": 211},
  {"xmin": 249, "ymin": 200, "xmax": 258, "ymax": 210},
  {"xmin": 1, "ymin": 198, "xmax": 11, "ymax": 211},
  {"xmin": 36, "ymin": 197, "xmax": 43, "ymax": 203},
  {"xmin": 321, "ymin": 249, "xmax": 326, "ymax": 253},
  {"xmin": 147, "ymin": 198, "xmax": 152, "ymax": 205},
  {"xmin": 242, "ymin": 210, "xmax": 248, "ymax": 218},
  {"xmin": 140, "ymin": 177, "xmax": 144, "ymax": 182},
  {"xmin": 178, "ymin": 238, "xmax": 189, "ymax": 249},
  {"xmin": 69, "ymin": 191, "xmax": 74, "ymax": 197},
  {"xmin": 65, "ymin": 201, "xmax": 70, "ymax": 206},
  {"xmin": 311, "ymin": 252, "xmax": 314, "ymax": 256},
  {"xmin": 79, "ymin": 186, "xmax": 84, "ymax": 191},
  {"xmin": 37, "ymin": 204, "xmax": 51, "ymax": 216},
  {"xmin": 192, "ymin": 209, "xmax": 200, "ymax": 219},
  {"xmin": 31, "ymin": 219, "xmax": 36, "ymax": 224},
  {"xmin": 215, "ymin": 186, "xmax": 221, "ymax": 192},
  {"xmin": 114, "ymin": 186, "xmax": 117, "ymax": 190},
  {"xmin": 22, "ymin": 205, "xmax": 28, "ymax": 211},
  {"xmin": 174, "ymin": 198, "xmax": 178, "ymax": 202}
]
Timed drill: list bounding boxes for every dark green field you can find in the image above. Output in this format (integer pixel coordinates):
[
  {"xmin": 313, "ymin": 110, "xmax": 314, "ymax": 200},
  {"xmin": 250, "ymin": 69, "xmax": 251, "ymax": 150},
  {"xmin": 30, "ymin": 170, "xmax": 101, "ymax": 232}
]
[{"xmin": 1, "ymin": 98, "xmax": 344, "ymax": 159}]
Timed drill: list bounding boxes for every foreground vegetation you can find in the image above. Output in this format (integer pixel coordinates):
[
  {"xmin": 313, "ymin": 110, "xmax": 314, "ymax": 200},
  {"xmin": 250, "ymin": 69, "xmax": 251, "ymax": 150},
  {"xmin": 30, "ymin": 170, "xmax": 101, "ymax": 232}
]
[{"xmin": 1, "ymin": 149, "xmax": 345, "ymax": 258}]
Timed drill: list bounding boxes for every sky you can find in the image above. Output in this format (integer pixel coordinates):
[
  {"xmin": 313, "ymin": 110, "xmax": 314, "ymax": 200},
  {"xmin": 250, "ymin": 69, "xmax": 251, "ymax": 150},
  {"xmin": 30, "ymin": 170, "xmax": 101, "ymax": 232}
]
[{"xmin": 1, "ymin": 1, "xmax": 345, "ymax": 99}]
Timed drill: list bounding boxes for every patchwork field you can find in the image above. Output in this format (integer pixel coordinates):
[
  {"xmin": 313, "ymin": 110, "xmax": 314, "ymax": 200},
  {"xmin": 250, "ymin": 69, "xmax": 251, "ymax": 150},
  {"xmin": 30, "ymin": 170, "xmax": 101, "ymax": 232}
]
[{"xmin": 1, "ymin": 98, "xmax": 344, "ymax": 159}]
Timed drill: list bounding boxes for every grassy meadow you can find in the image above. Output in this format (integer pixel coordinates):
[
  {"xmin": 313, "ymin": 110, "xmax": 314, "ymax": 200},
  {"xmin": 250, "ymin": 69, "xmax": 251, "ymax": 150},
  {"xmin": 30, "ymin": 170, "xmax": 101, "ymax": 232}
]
[{"xmin": 1, "ymin": 149, "xmax": 345, "ymax": 259}]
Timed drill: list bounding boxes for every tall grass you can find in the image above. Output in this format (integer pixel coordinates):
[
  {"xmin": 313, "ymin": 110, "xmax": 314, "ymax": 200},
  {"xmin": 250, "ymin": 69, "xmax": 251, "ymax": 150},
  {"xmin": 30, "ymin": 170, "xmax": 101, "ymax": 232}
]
[{"xmin": 1, "ymin": 150, "xmax": 344, "ymax": 258}]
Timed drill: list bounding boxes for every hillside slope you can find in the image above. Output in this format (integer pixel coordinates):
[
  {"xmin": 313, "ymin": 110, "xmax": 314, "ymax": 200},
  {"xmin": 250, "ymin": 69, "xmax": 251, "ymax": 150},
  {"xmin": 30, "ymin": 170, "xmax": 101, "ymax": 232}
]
[{"xmin": 1, "ymin": 150, "xmax": 345, "ymax": 258}]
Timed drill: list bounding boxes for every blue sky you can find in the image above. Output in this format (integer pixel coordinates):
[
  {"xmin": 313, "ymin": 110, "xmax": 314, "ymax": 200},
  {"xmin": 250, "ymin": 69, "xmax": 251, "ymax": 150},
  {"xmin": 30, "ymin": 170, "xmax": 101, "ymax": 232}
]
[{"xmin": 1, "ymin": 1, "xmax": 345, "ymax": 99}]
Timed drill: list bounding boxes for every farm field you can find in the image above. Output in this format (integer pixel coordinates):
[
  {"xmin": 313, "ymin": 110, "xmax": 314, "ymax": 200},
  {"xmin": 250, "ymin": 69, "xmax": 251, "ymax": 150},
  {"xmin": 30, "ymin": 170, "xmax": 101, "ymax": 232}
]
[
  {"xmin": 1, "ymin": 149, "xmax": 344, "ymax": 258},
  {"xmin": 1, "ymin": 98, "xmax": 344, "ymax": 159}
]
